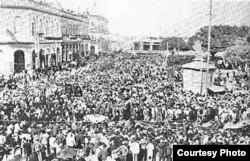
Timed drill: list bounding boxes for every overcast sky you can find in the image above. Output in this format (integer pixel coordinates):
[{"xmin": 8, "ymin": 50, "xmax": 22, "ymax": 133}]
[{"xmin": 50, "ymin": 0, "xmax": 250, "ymax": 37}]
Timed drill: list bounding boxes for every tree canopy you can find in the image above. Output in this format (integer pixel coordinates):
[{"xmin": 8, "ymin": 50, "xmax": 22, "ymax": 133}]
[
  {"xmin": 167, "ymin": 55, "xmax": 195, "ymax": 66},
  {"xmin": 160, "ymin": 37, "xmax": 190, "ymax": 51},
  {"xmin": 224, "ymin": 38, "xmax": 250, "ymax": 65},
  {"xmin": 247, "ymin": 36, "xmax": 250, "ymax": 43},
  {"xmin": 188, "ymin": 25, "xmax": 250, "ymax": 54}
]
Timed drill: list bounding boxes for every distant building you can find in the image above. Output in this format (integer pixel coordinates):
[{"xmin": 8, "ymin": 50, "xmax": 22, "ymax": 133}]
[
  {"xmin": 130, "ymin": 38, "xmax": 171, "ymax": 58},
  {"xmin": 88, "ymin": 13, "xmax": 109, "ymax": 53},
  {"xmin": 133, "ymin": 39, "xmax": 161, "ymax": 51},
  {"xmin": 60, "ymin": 11, "xmax": 90, "ymax": 61},
  {"xmin": 88, "ymin": 13, "xmax": 109, "ymax": 37}
]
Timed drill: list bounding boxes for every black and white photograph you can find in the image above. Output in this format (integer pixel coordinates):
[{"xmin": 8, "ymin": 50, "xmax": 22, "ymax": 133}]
[{"xmin": 0, "ymin": 0, "xmax": 250, "ymax": 161}]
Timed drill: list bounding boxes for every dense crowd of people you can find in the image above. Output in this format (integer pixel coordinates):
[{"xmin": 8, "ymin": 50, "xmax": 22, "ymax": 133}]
[{"xmin": 0, "ymin": 53, "xmax": 250, "ymax": 161}]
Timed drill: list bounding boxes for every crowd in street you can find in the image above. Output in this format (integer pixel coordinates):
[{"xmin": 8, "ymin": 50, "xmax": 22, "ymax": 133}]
[{"xmin": 0, "ymin": 53, "xmax": 250, "ymax": 161}]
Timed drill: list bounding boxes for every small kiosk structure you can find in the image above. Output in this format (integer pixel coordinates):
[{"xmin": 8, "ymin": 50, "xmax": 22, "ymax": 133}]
[{"xmin": 182, "ymin": 61, "xmax": 217, "ymax": 94}]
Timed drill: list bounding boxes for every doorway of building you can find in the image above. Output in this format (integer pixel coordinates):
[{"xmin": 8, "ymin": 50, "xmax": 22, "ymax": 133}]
[
  {"xmin": 14, "ymin": 50, "xmax": 25, "ymax": 73},
  {"xmin": 39, "ymin": 49, "xmax": 45, "ymax": 68},
  {"xmin": 32, "ymin": 50, "xmax": 36, "ymax": 70},
  {"xmin": 51, "ymin": 54, "xmax": 56, "ymax": 66},
  {"xmin": 90, "ymin": 46, "xmax": 95, "ymax": 55}
]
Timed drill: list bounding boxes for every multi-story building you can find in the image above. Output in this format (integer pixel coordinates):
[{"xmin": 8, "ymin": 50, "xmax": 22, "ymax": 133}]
[
  {"xmin": 89, "ymin": 13, "xmax": 109, "ymax": 37},
  {"xmin": 60, "ymin": 11, "xmax": 90, "ymax": 62},
  {"xmin": 133, "ymin": 38, "xmax": 161, "ymax": 51},
  {"xmin": 130, "ymin": 37, "xmax": 171, "ymax": 58},
  {"xmin": 0, "ymin": 0, "xmax": 103, "ymax": 76},
  {"xmin": 88, "ymin": 13, "xmax": 109, "ymax": 53}
]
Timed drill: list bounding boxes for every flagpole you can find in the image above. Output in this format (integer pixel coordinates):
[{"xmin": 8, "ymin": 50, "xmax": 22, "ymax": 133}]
[{"xmin": 205, "ymin": 0, "xmax": 212, "ymax": 98}]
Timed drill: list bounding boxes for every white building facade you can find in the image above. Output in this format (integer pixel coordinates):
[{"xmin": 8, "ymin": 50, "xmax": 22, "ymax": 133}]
[{"xmin": 0, "ymin": 0, "xmax": 107, "ymax": 76}]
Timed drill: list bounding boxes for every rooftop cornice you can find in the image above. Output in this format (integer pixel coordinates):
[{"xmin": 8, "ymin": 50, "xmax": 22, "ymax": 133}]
[{"xmin": 0, "ymin": 4, "xmax": 87, "ymax": 22}]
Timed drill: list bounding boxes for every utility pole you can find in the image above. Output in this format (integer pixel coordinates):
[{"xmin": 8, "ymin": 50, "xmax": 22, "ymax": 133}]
[
  {"xmin": 205, "ymin": 0, "xmax": 213, "ymax": 98},
  {"xmin": 192, "ymin": 40, "xmax": 203, "ymax": 95}
]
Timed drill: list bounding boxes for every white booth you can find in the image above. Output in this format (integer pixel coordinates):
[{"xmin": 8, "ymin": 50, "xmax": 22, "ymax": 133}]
[{"xmin": 182, "ymin": 61, "xmax": 217, "ymax": 94}]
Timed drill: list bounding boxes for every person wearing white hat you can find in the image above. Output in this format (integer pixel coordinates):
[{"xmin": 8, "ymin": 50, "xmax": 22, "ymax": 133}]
[
  {"xmin": 14, "ymin": 122, "xmax": 22, "ymax": 134},
  {"xmin": 146, "ymin": 139, "xmax": 154, "ymax": 161},
  {"xmin": 66, "ymin": 132, "xmax": 76, "ymax": 148},
  {"xmin": 40, "ymin": 130, "xmax": 49, "ymax": 155},
  {"xmin": 129, "ymin": 138, "xmax": 140, "ymax": 161},
  {"xmin": 49, "ymin": 134, "xmax": 57, "ymax": 155},
  {"xmin": 6, "ymin": 123, "xmax": 13, "ymax": 135},
  {"xmin": 33, "ymin": 136, "xmax": 43, "ymax": 161},
  {"xmin": 0, "ymin": 131, "xmax": 6, "ymax": 147}
]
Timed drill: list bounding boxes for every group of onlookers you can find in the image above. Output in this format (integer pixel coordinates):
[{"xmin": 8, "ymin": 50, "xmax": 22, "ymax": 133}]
[{"xmin": 0, "ymin": 52, "xmax": 250, "ymax": 161}]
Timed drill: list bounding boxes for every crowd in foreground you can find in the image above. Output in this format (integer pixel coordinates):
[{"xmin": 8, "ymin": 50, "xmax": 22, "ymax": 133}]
[{"xmin": 0, "ymin": 53, "xmax": 250, "ymax": 161}]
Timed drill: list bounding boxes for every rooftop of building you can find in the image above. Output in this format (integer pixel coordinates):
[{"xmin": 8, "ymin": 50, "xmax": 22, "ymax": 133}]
[
  {"xmin": 182, "ymin": 61, "xmax": 217, "ymax": 71},
  {"xmin": 0, "ymin": 0, "xmax": 89, "ymax": 21}
]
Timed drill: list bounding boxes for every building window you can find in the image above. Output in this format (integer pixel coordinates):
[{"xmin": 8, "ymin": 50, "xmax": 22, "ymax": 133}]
[
  {"xmin": 46, "ymin": 20, "xmax": 49, "ymax": 35},
  {"xmin": 57, "ymin": 22, "xmax": 60, "ymax": 34},
  {"xmin": 32, "ymin": 22, "xmax": 35, "ymax": 36},
  {"xmin": 39, "ymin": 19, "xmax": 43, "ymax": 33}
]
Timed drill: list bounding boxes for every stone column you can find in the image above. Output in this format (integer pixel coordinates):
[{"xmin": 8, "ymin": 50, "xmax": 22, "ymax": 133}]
[
  {"xmin": 36, "ymin": 54, "xmax": 40, "ymax": 69},
  {"xmin": 149, "ymin": 42, "xmax": 153, "ymax": 51},
  {"xmin": 139, "ymin": 42, "xmax": 143, "ymax": 50},
  {"xmin": 95, "ymin": 44, "xmax": 99, "ymax": 54},
  {"xmin": 66, "ymin": 46, "xmax": 68, "ymax": 62},
  {"xmin": 69, "ymin": 45, "xmax": 72, "ymax": 61},
  {"xmin": 62, "ymin": 46, "xmax": 65, "ymax": 62},
  {"xmin": 56, "ymin": 47, "xmax": 60, "ymax": 65},
  {"xmin": 48, "ymin": 54, "xmax": 51, "ymax": 67},
  {"xmin": 44, "ymin": 52, "xmax": 48, "ymax": 68},
  {"xmin": 25, "ymin": 49, "xmax": 32, "ymax": 71}
]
